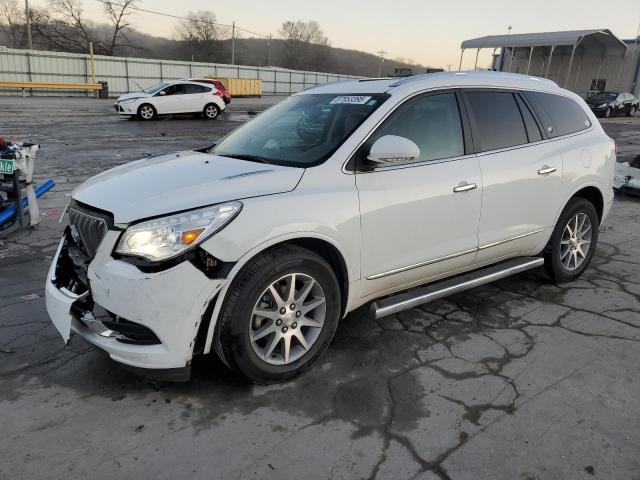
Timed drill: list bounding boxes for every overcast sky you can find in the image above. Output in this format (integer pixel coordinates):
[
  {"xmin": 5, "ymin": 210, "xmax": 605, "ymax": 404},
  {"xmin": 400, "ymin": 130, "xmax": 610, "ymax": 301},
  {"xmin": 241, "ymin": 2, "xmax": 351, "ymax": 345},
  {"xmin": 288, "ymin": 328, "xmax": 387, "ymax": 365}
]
[{"xmin": 33, "ymin": 0, "xmax": 640, "ymax": 68}]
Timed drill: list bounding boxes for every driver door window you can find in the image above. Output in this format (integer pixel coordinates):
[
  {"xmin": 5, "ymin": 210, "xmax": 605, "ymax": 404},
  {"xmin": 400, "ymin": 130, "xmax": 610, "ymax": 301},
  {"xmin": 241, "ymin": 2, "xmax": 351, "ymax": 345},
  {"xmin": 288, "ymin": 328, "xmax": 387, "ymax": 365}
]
[{"xmin": 366, "ymin": 93, "xmax": 465, "ymax": 166}]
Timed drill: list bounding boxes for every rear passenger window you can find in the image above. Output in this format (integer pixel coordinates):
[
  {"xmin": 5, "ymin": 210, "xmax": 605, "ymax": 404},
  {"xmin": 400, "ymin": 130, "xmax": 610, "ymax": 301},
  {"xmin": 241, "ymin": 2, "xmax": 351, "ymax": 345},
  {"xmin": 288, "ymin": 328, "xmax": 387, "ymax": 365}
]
[
  {"xmin": 515, "ymin": 95, "xmax": 542, "ymax": 143},
  {"xmin": 370, "ymin": 92, "xmax": 465, "ymax": 164},
  {"xmin": 185, "ymin": 84, "xmax": 210, "ymax": 94},
  {"xmin": 524, "ymin": 92, "xmax": 591, "ymax": 137},
  {"xmin": 465, "ymin": 91, "xmax": 528, "ymax": 151}
]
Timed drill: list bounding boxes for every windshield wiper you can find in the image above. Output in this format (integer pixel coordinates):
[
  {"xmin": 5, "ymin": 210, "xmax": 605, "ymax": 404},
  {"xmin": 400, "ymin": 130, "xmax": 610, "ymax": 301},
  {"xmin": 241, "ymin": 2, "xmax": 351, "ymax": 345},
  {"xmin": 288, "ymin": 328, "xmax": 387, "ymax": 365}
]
[{"xmin": 217, "ymin": 153, "xmax": 271, "ymax": 164}]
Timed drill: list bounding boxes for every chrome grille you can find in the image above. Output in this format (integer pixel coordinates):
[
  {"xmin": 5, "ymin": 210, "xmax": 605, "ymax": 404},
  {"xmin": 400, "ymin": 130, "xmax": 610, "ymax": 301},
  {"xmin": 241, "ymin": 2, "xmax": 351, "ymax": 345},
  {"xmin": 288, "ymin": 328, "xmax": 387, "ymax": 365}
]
[{"xmin": 68, "ymin": 207, "xmax": 108, "ymax": 259}]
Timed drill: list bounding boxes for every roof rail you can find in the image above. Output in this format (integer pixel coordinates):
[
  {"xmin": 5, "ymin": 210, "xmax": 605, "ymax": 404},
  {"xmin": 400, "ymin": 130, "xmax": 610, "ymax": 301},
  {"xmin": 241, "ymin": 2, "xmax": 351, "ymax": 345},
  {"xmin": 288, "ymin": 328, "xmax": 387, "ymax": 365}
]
[{"xmin": 389, "ymin": 71, "xmax": 559, "ymax": 88}]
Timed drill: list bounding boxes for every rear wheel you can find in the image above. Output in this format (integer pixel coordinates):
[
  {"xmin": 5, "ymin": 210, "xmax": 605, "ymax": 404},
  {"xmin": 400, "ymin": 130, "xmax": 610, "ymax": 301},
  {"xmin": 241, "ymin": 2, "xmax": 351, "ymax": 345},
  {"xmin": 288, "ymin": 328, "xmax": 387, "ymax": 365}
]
[
  {"xmin": 215, "ymin": 245, "xmax": 341, "ymax": 383},
  {"xmin": 543, "ymin": 198, "xmax": 599, "ymax": 283},
  {"xmin": 203, "ymin": 103, "xmax": 221, "ymax": 120},
  {"xmin": 137, "ymin": 103, "xmax": 156, "ymax": 121}
]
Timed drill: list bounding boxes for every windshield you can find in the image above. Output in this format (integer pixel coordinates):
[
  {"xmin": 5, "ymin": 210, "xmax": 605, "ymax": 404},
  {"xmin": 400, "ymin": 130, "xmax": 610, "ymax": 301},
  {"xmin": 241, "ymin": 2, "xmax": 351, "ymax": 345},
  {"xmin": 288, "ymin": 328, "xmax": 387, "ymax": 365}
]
[
  {"xmin": 588, "ymin": 93, "xmax": 617, "ymax": 103},
  {"xmin": 144, "ymin": 82, "xmax": 169, "ymax": 94},
  {"xmin": 211, "ymin": 93, "xmax": 389, "ymax": 167}
]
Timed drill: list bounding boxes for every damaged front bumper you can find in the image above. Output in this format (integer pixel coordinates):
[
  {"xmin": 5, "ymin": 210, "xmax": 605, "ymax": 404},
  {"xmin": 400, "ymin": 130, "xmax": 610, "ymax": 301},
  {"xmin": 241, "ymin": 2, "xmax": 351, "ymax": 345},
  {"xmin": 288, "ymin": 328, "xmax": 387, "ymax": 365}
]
[
  {"xmin": 45, "ymin": 228, "xmax": 225, "ymax": 380},
  {"xmin": 613, "ymin": 162, "xmax": 640, "ymax": 196}
]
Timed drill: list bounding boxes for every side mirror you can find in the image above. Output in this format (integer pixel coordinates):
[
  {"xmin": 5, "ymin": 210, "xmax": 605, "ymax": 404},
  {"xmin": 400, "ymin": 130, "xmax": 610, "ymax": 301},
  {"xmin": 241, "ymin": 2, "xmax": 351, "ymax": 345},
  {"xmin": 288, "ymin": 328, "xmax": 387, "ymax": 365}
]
[
  {"xmin": 367, "ymin": 135, "xmax": 420, "ymax": 165},
  {"xmin": 158, "ymin": 90, "xmax": 166, "ymax": 96}
]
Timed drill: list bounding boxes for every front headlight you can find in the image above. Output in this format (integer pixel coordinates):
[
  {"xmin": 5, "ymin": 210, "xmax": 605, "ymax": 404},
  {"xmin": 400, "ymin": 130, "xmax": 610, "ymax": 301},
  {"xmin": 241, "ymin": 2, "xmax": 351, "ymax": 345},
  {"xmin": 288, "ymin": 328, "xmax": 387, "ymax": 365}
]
[
  {"xmin": 115, "ymin": 201, "xmax": 242, "ymax": 262},
  {"xmin": 599, "ymin": 103, "xmax": 608, "ymax": 108}
]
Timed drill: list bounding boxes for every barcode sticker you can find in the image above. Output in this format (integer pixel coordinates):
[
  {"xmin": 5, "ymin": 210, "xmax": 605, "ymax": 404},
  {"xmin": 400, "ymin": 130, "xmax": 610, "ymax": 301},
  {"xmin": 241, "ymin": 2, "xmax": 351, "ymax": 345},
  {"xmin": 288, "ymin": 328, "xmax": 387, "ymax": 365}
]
[{"xmin": 330, "ymin": 96, "xmax": 372, "ymax": 105}]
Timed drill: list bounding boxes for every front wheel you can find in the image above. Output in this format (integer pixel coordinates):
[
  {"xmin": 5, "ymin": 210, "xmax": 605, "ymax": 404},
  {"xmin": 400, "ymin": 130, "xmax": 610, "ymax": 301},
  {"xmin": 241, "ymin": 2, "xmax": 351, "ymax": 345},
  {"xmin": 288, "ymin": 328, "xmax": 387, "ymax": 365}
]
[
  {"xmin": 543, "ymin": 198, "xmax": 599, "ymax": 283},
  {"xmin": 137, "ymin": 103, "xmax": 156, "ymax": 121},
  {"xmin": 627, "ymin": 106, "xmax": 637, "ymax": 117},
  {"xmin": 203, "ymin": 103, "xmax": 221, "ymax": 120},
  {"xmin": 214, "ymin": 245, "xmax": 341, "ymax": 383},
  {"xmin": 604, "ymin": 107, "xmax": 612, "ymax": 118}
]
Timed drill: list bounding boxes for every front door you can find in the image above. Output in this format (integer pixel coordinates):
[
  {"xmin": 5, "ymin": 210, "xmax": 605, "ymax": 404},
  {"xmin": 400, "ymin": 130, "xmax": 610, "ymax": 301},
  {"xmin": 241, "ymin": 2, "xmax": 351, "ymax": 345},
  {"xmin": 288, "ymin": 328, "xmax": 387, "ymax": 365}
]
[{"xmin": 356, "ymin": 91, "xmax": 482, "ymax": 298}]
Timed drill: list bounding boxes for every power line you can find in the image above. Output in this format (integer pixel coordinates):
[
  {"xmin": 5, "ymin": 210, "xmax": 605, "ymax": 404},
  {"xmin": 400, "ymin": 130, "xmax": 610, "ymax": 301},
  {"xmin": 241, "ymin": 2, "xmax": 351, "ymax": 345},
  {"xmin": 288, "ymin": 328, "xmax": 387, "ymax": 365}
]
[{"xmin": 102, "ymin": 1, "xmax": 271, "ymax": 38}]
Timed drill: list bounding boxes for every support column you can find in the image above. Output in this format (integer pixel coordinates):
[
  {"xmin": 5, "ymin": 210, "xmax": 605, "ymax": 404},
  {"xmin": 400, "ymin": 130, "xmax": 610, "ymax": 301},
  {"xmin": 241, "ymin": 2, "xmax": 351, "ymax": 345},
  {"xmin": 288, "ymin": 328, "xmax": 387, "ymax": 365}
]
[
  {"xmin": 474, "ymin": 48, "xmax": 480, "ymax": 69},
  {"xmin": 526, "ymin": 46, "xmax": 534, "ymax": 74},
  {"xmin": 458, "ymin": 49, "xmax": 465, "ymax": 71},
  {"xmin": 544, "ymin": 45, "xmax": 556, "ymax": 78},
  {"xmin": 564, "ymin": 45, "xmax": 576, "ymax": 88}
]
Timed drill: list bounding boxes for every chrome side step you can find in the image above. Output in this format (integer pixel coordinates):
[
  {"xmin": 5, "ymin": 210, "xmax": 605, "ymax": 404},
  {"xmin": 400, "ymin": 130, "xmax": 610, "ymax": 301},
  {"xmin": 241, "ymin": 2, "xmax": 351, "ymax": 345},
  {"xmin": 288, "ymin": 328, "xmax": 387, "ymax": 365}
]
[{"xmin": 369, "ymin": 257, "xmax": 544, "ymax": 320}]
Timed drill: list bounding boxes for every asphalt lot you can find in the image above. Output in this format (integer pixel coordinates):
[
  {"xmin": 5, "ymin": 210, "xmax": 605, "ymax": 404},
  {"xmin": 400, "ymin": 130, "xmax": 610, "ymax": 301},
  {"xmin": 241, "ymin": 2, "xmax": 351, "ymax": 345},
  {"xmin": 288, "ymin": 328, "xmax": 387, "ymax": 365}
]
[{"xmin": 1, "ymin": 97, "xmax": 639, "ymax": 480}]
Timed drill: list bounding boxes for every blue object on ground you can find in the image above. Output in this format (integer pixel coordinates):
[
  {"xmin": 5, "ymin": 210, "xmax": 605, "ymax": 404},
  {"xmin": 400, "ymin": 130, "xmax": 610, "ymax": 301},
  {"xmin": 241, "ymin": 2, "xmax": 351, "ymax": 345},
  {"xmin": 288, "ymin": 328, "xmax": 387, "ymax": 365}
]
[{"xmin": 0, "ymin": 179, "xmax": 56, "ymax": 226}]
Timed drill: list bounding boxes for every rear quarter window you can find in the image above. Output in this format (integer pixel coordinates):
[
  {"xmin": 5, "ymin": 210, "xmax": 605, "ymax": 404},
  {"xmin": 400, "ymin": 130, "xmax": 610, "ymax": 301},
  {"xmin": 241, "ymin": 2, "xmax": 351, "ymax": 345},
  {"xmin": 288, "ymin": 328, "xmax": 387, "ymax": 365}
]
[{"xmin": 524, "ymin": 92, "xmax": 591, "ymax": 137}]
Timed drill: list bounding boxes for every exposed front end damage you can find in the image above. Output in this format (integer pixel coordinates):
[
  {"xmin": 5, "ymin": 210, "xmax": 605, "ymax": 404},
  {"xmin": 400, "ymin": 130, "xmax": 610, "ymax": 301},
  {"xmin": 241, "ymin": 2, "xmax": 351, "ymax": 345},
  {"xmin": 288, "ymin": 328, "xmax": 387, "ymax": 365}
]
[{"xmin": 45, "ymin": 203, "xmax": 226, "ymax": 381}]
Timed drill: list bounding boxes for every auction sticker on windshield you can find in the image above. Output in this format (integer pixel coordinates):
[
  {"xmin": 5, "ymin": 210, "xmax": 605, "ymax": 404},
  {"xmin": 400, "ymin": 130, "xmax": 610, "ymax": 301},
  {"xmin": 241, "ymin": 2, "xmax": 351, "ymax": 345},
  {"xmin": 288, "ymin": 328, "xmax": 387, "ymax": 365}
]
[
  {"xmin": 330, "ymin": 96, "xmax": 372, "ymax": 105},
  {"xmin": 0, "ymin": 159, "xmax": 14, "ymax": 175}
]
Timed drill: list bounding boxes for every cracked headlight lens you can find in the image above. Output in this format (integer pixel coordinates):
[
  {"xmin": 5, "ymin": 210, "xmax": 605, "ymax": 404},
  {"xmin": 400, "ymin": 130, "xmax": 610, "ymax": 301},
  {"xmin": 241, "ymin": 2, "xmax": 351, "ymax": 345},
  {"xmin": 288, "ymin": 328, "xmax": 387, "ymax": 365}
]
[{"xmin": 115, "ymin": 201, "xmax": 242, "ymax": 262}]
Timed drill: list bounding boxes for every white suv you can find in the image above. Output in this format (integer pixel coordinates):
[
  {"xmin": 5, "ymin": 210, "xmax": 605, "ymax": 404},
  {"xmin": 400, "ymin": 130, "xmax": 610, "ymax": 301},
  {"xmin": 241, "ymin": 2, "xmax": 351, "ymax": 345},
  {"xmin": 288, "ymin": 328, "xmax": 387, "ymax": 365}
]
[{"xmin": 46, "ymin": 72, "xmax": 615, "ymax": 383}]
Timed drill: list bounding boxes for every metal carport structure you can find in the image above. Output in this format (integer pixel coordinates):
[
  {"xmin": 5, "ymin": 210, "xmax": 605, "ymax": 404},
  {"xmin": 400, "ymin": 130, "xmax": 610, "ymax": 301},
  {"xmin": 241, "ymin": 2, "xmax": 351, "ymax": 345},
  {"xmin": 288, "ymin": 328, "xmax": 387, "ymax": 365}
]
[{"xmin": 460, "ymin": 29, "xmax": 628, "ymax": 89}]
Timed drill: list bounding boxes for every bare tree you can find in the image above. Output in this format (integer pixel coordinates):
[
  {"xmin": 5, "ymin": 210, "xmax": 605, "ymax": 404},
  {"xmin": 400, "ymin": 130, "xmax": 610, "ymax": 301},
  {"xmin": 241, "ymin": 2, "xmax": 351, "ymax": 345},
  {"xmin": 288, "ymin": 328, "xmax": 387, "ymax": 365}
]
[
  {"xmin": 279, "ymin": 20, "xmax": 329, "ymax": 70},
  {"xmin": 175, "ymin": 11, "xmax": 227, "ymax": 62},
  {"xmin": 30, "ymin": 0, "xmax": 96, "ymax": 52},
  {"xmin": 0, "ymin": 0, "xmax": 24, "ymax": 48},
  {"xmin": 96, "ymin": 0, "xmax": 138, "ymax": 55}
]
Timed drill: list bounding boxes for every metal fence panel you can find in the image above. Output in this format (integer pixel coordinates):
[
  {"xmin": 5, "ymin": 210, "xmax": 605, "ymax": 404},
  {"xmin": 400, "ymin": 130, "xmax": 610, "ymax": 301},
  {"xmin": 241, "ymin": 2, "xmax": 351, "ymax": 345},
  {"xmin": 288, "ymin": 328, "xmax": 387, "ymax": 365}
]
[{"xmin": 0, "ymin": 48, "xmax": 362, "ymax": 97}]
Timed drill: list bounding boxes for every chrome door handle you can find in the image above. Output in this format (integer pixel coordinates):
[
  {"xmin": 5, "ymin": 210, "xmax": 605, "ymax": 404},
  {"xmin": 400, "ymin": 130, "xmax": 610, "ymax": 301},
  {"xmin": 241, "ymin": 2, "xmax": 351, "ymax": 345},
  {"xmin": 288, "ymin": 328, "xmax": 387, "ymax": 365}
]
[
  {"xmin": 453, "ymin": 182, "xmax": 477, "ymax": 193},
  {"xmin": 538, "ymin": 166, "xmax": 557, "ymax": 175}
]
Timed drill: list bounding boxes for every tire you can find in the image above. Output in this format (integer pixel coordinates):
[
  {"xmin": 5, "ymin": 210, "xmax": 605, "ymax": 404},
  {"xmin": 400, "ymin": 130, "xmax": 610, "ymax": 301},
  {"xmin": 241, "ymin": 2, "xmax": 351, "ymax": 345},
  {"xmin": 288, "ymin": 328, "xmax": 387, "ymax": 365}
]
[
  {"xmin": 627, "ymin": 106, "xmax": 637, "ymax": 117},
  {"xmin": 137, "ymin": 103, "xmax": 156, "ymax": 121},
  {"xmin": 215, "ymin": 244, "xmax": 341, "ymax": 384},
  {"xmin": 604, "ymin": 107, "xmax": 612, "ymax": 118},
  {"xmin": 203, "ymin": 103, "xmax": 221, "ymax": 120},
  {"xmin": 543, "ymin": 197, "xmax": 599, "ymax": 283}
]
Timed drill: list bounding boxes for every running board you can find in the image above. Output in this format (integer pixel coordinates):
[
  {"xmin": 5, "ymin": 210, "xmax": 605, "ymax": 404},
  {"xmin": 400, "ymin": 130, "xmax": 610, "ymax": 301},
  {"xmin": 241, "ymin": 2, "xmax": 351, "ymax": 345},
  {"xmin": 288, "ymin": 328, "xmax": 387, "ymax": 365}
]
[{"xmin": 369, "ymin": 257, "xmax": 544, "ymax": 320}]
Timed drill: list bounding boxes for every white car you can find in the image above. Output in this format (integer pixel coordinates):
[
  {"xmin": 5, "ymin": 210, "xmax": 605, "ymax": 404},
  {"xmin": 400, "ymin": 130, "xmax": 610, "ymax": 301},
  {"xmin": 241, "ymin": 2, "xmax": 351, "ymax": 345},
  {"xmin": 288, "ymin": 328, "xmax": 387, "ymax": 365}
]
[
  {"xmin": 46, "ymin": 72, "xmax": 615, "ymax": 383},
  {"xmin": 114, "ymin": 80, "xmax": 226, "ymax": 120}
]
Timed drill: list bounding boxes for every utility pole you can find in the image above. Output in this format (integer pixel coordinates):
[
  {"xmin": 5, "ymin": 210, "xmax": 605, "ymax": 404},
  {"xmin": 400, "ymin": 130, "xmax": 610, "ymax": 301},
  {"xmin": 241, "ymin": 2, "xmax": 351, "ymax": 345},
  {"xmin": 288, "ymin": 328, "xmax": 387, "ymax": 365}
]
[
  {"xmin": 231, "ymin": 21, "xmax": 236, "ymax": 65},
  {"xmin": 267, "ymin": 34, "xmax": 271, "ymax": 66},
  {"xmin": 508, "ymin": 24, "xmax": 512, "ymax": 34},
  {"xmin": 377, "ymin": 50, "xmax": 387, "ymax": 77},
  {"xmin": 24, "ymin": 0, "xmax": 33, "ymax": 50}
]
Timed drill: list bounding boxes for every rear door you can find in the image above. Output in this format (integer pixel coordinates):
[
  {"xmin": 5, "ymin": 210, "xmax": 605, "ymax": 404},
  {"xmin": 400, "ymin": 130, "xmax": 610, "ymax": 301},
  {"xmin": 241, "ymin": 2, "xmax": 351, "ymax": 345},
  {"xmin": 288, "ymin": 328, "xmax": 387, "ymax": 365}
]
[
  {"xmin": 355, "ymin": 91, "xmax": 482, "ymax": 297},
  {"xmin": 184, "ymin": 83, "xmax": 212, "ymax": 112},
  {"xmin": 463, "ymin": 89, "xmax": 567, "ymax": 263}
]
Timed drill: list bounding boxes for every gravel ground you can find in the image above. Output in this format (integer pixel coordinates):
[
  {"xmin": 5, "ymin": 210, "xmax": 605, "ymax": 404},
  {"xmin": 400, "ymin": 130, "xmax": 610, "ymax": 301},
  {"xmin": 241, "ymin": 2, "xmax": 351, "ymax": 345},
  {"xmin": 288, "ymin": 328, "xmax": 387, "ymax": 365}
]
[{"xmin": 1, "ymin": 97, "xmax": 639, "ymax": 480}]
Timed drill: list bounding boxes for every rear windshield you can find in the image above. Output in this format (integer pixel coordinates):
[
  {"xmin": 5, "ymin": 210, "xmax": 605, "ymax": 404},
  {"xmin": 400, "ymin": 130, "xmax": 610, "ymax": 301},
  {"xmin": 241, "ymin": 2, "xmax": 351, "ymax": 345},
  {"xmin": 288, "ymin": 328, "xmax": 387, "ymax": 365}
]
[{"xmin": 211, "ymin": 93, "xmax": 389, "ymax": 167}]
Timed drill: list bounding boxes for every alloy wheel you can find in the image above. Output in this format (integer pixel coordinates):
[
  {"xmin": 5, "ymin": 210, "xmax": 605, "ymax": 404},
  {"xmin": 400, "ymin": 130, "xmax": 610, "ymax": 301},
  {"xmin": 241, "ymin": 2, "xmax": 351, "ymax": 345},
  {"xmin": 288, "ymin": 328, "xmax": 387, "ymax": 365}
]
[
  {"xmin": 249, "ymin": 273, "xmax": 326, "ymax": 365},
  {"xmin": 140, "ymin": 105, "xmax": 154, "ymax": 120},
  {"xmin": 560, "ymin": 212, "xmax": 592, "ymax": 271},
  {"xmin": 205, "ymin": 105, "xmax": 218, "ymax": 119}
]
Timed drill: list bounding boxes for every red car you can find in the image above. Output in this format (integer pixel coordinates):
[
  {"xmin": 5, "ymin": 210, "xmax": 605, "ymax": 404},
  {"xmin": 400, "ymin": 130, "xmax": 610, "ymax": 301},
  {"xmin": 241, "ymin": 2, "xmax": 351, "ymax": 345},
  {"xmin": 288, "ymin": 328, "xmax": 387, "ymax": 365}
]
[{"xmin": 188, "ymin": 78, "xmax": 231, "ymax": 104}]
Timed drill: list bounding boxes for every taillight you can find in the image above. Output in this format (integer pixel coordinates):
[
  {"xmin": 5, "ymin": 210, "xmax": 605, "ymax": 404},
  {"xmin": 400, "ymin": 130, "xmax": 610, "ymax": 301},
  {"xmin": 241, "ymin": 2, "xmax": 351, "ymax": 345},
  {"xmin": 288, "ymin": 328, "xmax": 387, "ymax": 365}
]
[{"xmin": 213, "ymin": 90, "xmax": 223, "ymax": 98}]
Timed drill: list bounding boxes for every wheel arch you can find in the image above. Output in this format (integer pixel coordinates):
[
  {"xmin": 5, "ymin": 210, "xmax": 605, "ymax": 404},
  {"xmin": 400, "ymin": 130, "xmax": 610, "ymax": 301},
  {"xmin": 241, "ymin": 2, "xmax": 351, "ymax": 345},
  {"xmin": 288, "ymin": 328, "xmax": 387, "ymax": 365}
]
[
  {"xmin": 569, "ymin": 185, "xmax": 604, "ymax": 222},
  {"xmin": 201, "ymin": 233, "xmax": 354, "ymax": 356}
]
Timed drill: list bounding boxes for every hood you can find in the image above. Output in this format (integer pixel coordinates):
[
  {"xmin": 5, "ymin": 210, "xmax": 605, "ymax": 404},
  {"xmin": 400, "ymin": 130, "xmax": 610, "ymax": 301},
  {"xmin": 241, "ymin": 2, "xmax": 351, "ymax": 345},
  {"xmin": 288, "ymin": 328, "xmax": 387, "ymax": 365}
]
[
  {"xmin": 72, "ymin": 151, "xmax": 304, "ymax": 224},
  {"xmin": 116, "ymin": 92, "xmax": 151, "ymax": 102}
]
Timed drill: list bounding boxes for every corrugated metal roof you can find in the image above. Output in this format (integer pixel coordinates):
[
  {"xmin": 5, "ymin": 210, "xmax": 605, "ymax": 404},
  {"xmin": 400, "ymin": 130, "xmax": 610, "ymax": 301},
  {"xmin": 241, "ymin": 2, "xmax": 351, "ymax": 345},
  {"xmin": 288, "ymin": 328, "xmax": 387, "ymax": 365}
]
[{"xmin": 461, "ymin": 29, "xmax": 627, "ymax": 50}]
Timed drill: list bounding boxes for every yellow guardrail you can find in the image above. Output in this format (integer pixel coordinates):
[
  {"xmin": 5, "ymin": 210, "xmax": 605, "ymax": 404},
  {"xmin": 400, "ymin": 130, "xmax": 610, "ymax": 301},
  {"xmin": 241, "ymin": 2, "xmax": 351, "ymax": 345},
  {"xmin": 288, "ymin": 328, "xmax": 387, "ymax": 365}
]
[{"xmin": 0, "ymin": 81, "xmax": 102, "ymax": 90}]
